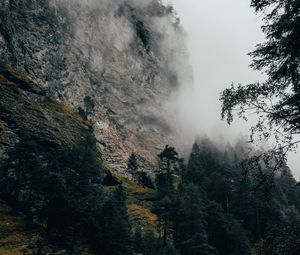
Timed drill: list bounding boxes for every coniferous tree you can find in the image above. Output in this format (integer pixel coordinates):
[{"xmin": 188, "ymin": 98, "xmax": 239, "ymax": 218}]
[
  {"xmin": 174, "ymin": 183, "xmax": 216, "ymax": 255},
  {"xmin": 178, "ymin": 140, "xmax": 250, "ymax": 255},
  {"xmin": 137, "ymin": 171, "xmax": 155, "ymax": 189},
  {"xmin": 206, "ymin": 202, "xmax": 249, "ymax": 255},
  {"xmin": 155, "ymin": 145, "xmax": 179, "ymax": 245},
  {"xmin": 252, "ymin": 207, "xmax": 300, "ymax": 255},
  {"xmin": 128, "ymin": 153, "xmax": 139, "ymax": 177},
  {"xmin": 127, "ymin": 153, "xmax": 154, "ymax": 189},
  {"xmin": 94, "ymin": 185, "xmax": 132, "ymax": 255}
]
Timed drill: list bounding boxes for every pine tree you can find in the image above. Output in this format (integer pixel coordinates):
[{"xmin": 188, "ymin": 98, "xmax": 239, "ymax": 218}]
[
  {"xmin": 93, "ymin": 185, "xmax": 132, "ymax": 255},
  {"xmin": 206, "ymin": 202, "xmax": 249, "ymax": 255},
  {"xmin": 174, "ymin": 184, "xmax": 217, "ymax": 255},
  {"xmin": 155, "ymin": 145, "xmax": 179, "ymax": 245},
  {"xmin": 252, "ymin": 207, "xmax": 300, "ymax": 255},
  {"xmin": 127, "ymin": 153, "xmax": 139, "ymax": 177}
]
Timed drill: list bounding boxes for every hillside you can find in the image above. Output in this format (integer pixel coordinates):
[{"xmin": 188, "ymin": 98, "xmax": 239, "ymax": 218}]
[
  {"xmin": 0, "ymin": 0, "xmax": 192, "ymax": 174},
  {"xmin": 0, "ymin": 66, "xmax": 160, "ymax": 254},
  {"xmin": 0, "ymin": 201, "xmax": 36, "ymax": 255}
]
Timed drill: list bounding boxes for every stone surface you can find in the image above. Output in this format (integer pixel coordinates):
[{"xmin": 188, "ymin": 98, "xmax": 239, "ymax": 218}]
[
  {"xmin": 0, "ymin": 0, "xmax": 192, "ymax": 173},
  {"xmin": 0, "ymin": 66, "xmax": 90, "ymax": 157}
]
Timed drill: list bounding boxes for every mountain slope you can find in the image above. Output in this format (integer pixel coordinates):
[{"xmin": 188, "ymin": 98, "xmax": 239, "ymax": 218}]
[
  {"xmin": 0, "ymin": 65, "xmax": 91, "ymax": 155},
  {"xmin": 0, "ymin": 0, "xmax": 192, "ymax": 174}
]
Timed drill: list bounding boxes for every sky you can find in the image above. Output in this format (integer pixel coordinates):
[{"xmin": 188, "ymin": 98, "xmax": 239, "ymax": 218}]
[{"xmin": 163, "ymin": 0, "xmax": 300, "ymax": 179}]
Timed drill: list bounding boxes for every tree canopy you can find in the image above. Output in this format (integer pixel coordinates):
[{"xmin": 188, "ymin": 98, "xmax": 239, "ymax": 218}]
[{"xmin": 221, "ymin": 0, "xmax": 300, "ymax": 158}]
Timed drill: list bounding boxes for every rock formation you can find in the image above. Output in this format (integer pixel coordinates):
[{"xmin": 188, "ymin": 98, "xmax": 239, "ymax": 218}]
[{"xmin": 0, "ymin": 0, "xmax": 192, "ymax": 173}]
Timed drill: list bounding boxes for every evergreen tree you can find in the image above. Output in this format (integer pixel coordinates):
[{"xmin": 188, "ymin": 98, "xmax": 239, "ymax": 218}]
[
  {"xmin": 93, "ymin": 185, "xmax": 132, "ymax": 255},
  {"xmin": 174, "ymin": 183, "xmax": 217, "ymax": 255},
  {"xmin": 155, "ymin": 145, "xmax": 179, "ymax": 245},
  {"xmin": 206, "ymin": 202, "xmax": 249, "ymax": 255},
  {"xmin": 133, "ymin": 226, "xmax": 143, "ymax": 254},
  {"xmin": 137, "ymin": 171, "xmax": 155, "ymax": 189},
  {"xmin": 127, "ymin": 153, "xmax": 139, "ymax": 176},
  {"xmin": 127, "ymin": 153, "xmax": 154, "ymax": 189},
  {"xmin": 230, "ymin": 157, "xmax": 282, "ymax": 241},
  {"xmin": 184, "ymin": 140, "xmax": 234, "ymax": 211},
  {"xmin": 157, "ymin": 145, "xmax": 179, "ymax": 193},
  {"xmin": 252, "ymin": 207, "xmax": 300, "ymax": 255}
]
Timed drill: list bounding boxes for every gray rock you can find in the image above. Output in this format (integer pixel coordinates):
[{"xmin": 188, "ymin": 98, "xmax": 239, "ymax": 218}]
[{"xmin": 0, "ymin": 0, "xmax": 192, "ymax": 173}]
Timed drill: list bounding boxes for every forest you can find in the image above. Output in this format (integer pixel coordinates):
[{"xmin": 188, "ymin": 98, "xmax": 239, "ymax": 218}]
[{"xmin": 1, "ymin": 132, "xmax": 300, "ymax": 254}]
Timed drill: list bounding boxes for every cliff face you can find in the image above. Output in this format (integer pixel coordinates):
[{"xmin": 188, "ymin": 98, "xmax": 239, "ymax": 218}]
[
  {"xmin": 0, "ymin": 66, "xmax": 91, "ymax": 156},
  {"xmin": 0, "ymin": 0, "xmax": 191, "ymax": 172}
]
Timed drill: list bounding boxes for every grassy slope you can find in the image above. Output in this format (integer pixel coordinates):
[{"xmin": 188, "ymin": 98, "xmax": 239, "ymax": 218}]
[
  {"xmin": 119, "ymin": 175, "xmax": 157, "ymax": 229},
  {"xmin": 0, "ymin": 66, "xmax": 159, "ymax": 252},
  {"xmin": 0, "ymin": 176, "xmax": 158, "ymax": 254},
  {"xmin": 0, "ymin": 202, "xmax": 37, "ymax": 255}
]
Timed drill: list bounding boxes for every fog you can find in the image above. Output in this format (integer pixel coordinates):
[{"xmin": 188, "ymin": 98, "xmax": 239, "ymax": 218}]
[{"xmin": 164, "ymin": 0, "xmax": 300, "ymax": 179}]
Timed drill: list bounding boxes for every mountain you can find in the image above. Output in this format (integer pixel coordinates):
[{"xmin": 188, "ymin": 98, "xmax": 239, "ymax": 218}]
[
  {"xmin": 0, "ymin": 1, "xmax": 191, "ymax": 253},
  {"xmin": 0, "ymin": 0, "xmax": 192, "ymax": 174}
]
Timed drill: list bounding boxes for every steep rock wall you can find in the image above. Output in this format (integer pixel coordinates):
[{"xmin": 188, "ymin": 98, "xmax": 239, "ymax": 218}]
[{"xmin": 0, "ymin": 0, "xmax": 192, "ymax": 172}]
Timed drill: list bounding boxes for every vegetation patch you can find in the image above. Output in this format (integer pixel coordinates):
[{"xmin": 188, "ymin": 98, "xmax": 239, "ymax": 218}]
[
  {"xmin": 0, "ymin": 201, "xmax": 37, "ymax": 255},
  {"xmin": 128, "ymin": 203, "xmax": 157, "ymax": 227}
]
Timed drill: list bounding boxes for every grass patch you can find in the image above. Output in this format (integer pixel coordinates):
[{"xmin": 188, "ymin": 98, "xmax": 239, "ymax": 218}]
[
  {"xmin": 128, "ymin": 203, "xmax": 157, "ymax": 227},
  {"xmin": 0, "ymin": 120, "xmax": 6, "ymax": 130},
  {"xmin": 0, "ymin": 202, "xmax": 37, "ymax": 255}
]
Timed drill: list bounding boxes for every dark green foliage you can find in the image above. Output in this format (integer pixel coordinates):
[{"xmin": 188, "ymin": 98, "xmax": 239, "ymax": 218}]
[
  {"xmin": 133, "ymin": 226, "xmax": 143, "ymax": 253},
  {"xmin": 230, "ymin": 157, "xmax": 282, "ymax": 241},
  {"xmin": 103, "ymin": 170, "xmax": 121, "ymax": 186},
  {"xmin": 154, "ymin": 143, "xmax": 249, "ymax": 254},
  {"xmin": 0, "ymin": 130, "xmax": 103, "ymax": 247},
  {"xmin": 174, "ymin": 138, "xmax": 300, "ymax": 255},
  {"xmin": 135, "ymin": 20, "xmax": 151, "ymax": 50},
  {"xmin": 77, "ymin": 106, "xmax": 87, "ymax": 120},
  {"xmin": 137, "ymin": 171, "xmax": 155, "ymax": 189},
  {"xmin": 139, "ymin": 229, "xmax": 161, "ymax": 255},
  {"xmin": 184, "ymin": 141, "xmax": 233, "ymax": 211},
  {"xmin": 91, "ymin": 185, "xmax": 132, "ymax": 255},
  {"xmin": 0, "ymin": 137, "xmax": 46, "ymax": 213},
  {"xmin": 127, "ymin": 153, "xmax": 154, "ymax": 189},
  {"xmin": 174, "ymin": 141, "xmax": 250, "ymax": 255},
  {"xmin": 155, "ymin": 145, "xmax": 179, "ymax": 245},
  {"xmin": 157, "ymin": 145, "xmax": 179, "ymax": 195},
  {"xmin": 249, "ymin": 0, "xmax": 300, "ymax": 88},
  {"xmin": 183, "ymin": 142, "xmax": 205, "ymax": 185},
  {"xmin": 1, "ymin": 135, "xmax": 300, "ymax": 255},
  {"xmin": 84, "ymin": 96, "xmax": 95, "ymax": 116},
  {"xmin": 174, "ymin": 184, "xmax": 216, "ymax": 255},
  {"xmin": 79, "ymin": 96, "xmax": 95, "ymax": 119},
  {"xmin": 134, "ymin": 228, "xmax": 179, "ymax": 255},
  {"xmin": 128, "ymin": 153, "xmax": 139, "ymax": 176},
  {"xmin": 275, "ymin": 167, "xmax": 300, "ymax": 210},
  {"xmin": 220, "ymin": 0, "xmax": 300, "ymax": 154},
  {"xmin": 252, "ymin": 207, "xmax": 300, "ymax": 255},
  {"xmin": 206, "ymin": 202, "xmax": 249, "ymax": 255},
  {"xmin": 0, "ymin": 129, "xmax": 134, "ymax": 254}
]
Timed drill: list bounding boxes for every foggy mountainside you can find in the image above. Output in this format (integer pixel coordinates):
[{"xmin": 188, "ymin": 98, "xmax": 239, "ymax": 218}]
[
  {"xmin": 0, "ymin": 0, "xmax": 192, "ymax": 171},
  {"xmin": 0, "ymin": 0, "xmax": 299, "ymax": 255}
]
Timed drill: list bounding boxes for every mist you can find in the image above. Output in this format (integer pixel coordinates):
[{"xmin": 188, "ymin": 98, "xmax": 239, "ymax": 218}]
[
  {"xmin": 164, "ymin": 0, "xmax": 300, "ymax": 179},
  {"xmin": 48, "ymin": 0, "xmax": 300, "ymax": 178}
]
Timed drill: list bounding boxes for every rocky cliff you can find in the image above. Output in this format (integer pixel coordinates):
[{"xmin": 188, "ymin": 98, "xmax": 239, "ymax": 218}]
[
  {"xmin": 0, "ymin": 65, "xmax": 92, "ymax": 157},
  {"xmin": 0, "ymin": 0, "xmax": 191, "ymax": 173}
]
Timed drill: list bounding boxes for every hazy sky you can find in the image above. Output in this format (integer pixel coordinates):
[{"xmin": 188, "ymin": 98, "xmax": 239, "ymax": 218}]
[{"xmin": 163, "ymin": 0, "xmax": 300, "ymax": 179}]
